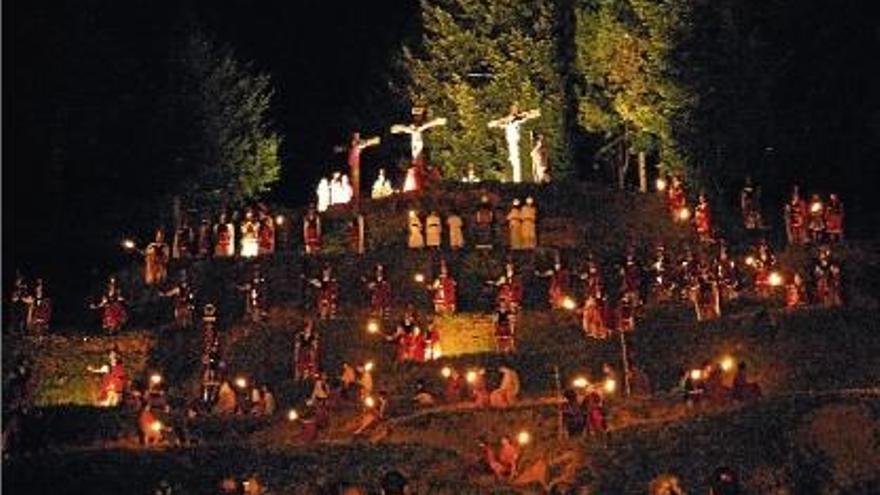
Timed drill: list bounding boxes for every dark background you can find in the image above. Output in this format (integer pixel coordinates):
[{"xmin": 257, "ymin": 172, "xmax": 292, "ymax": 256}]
[{"xmin": 3, "ymin": 0, "xmax": 879, "ymax": 323}]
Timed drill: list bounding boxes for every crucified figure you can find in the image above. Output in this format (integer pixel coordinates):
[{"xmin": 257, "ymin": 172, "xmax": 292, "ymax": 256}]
[
  {"xmin": 336, "ymin": 132, "xmax": 381, "ymax": 203},
  {"xmin": 390, "ymin": 109, "xmax": 447, "ymax": 166},
  {"xmin": 488, "ymin": 103, "xmax": 541, "ymax": 183}
]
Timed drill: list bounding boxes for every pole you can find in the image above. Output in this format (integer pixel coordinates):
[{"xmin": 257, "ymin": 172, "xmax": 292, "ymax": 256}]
[
  {"xmin": 619, "ymin": 331, "xmax": 632, "ymax": 397},
  {"xmin": 553, "ymin": 365, "xmax": 564, "ymax": 441}
]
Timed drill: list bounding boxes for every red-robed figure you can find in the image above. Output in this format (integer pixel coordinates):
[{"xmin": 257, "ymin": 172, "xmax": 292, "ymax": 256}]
[
  {"xmin": 24, "ymin": 278, "xmax": 52, "ymax": 334},
  {"xmin": 620, "ymin": 249, "xmax": 641, "ymax": 301},
  {"xmin": 813, "ymin": 247, "xmax": 843, "ymax": 308},
  {"xmin": 691, "ymin": 269, "xmax": 721, "ymax": 322},
  {"xmin": 715, "ymin": 243, "xmax": 739, "ymax": 302},
  {"xmin": 405, "ymin": 326, "xmax": 428, "ymax": 363},
  {"xmin": 214, "ymin": 213, "xmax": 236, "ymax": 258},
  {"xmin": 807, "ymin": 194, "xmax": 826, "ymax": 243},
  {"xmin": 197, "ymin": 219, "xmax": 212, "ymax": 258},
  {"xmin": 303, "ymin": 206, "xmax": 322, "ymax": 255},
  {"xmin": 365, "ymin": 264, "xmax": 392, "ymax": 318},
  {"xmin": 740, "ymin": 177, "xmax": 762, "ymax": 230},
  {"xmin": 293, "ymin": 319, "xmax": 320, "ymax": 381},
  {"xmin": 92, "ymin": 276, "xmax": 128, "ymax": 333},
  {"xmin": 160, "ymin": 278, "xmax": 195, "ymax": 329},
  {"xmin": 144, "ymin": 229, "xmax": 170, "ymax": 286},
  {"xmin": 616, "ymin": 291, "xmax": 637, "ymax": 333},
  {"xmin": 667, "ymin": 176, "xmax": 688, "ymax": 220},
  {"xmin": 307, "ymin": 264, "xmax": 338, "ymax": 320},
  {"xmin": 494, "ymin": 302, "xmax": 516, "ymax": 354},
  {"xmin": 488, "ymin": 261, "xmax": 523, "ymax": 312},
  {"xmin": 340, "ymin": 132, "xmax": 381, "ymax": 202},
  {"xmin": 824, "ymin": 193, "xmax": 844, "ymax": 242},
  {"xmin": 581, "ymin": 282, "xmax": 609, "ymax": 340},
  {"xmin": 89, "ymin": 349, "xmax": 128, "ymax": 407},
  {"xmin": 747, "ymin": 238, "xmax": 776, "ymax": 298},
  {"xmin": 694, "ymin": 193, "xmax": 712, "ymax": 241},
  {"xmin": 430, "ymin": 261, "xmax": 457, "ymax": 314},
  {"xmin": 258, "ymin": 210, "xmax": 276, "ymax": 256},
  {"xmin": 535, "ymin": 255, "xmax": 571, "ymax": 309},
  {"xmin": 785, "ymin": 273, "xmax": 806, "ymax": 309},
  {"xmin": 784, "ymin": 186, "xmax": 808, "ymax": 245},
  {"xmin": 579, "ymin": 255, "xmax": 603, "ymax": 300}
]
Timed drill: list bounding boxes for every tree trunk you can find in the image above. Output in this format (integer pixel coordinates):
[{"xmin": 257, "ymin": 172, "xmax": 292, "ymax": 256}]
[
  {"xmin": 638, "ymin": 151, "xmax": 647, "ymax": 193},
  {"xmin": 618, "ymin": 126, "xmax": 629, "ymax": 190}
]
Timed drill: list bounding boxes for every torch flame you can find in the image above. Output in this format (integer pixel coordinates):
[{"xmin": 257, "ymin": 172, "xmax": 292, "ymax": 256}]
[
  {"xmin": 466, "ymin": 370, "xmax": 478, "ymax": 384},
  {"xmin": 677, "ymin": 208, "xmax": 691, "ymax": 221},
  {"xmin": 366, "ymin": 321, "xmax": 380, "ymax": 334},
  {"xmin": 441, "ymin": 366, "xmax": 452, "ymax": 378},
  {"xmin": 235, "ymin": 377, "xmax": 247, "ymax": 389},
  {"xmin": 364, "ymin": 396, "xmax": 376, "ymax": 408},
  {"xmin": 572, "ymin": 377, "xmax": 589, "ymax": 389},
  {"xmin": 603, "ymin": 378, "xmax": 617, "ymax": 394},
  {"xmin": 517, "ymin": 430, "xmax": 531, "ymax": 445},
  {"xmin": 287, "ymin": 409, "xmax": 299, "ymax": 421},
  {"xmin": 151, "ymin": 421, "xmax": 163, "ymax": 433},
  {"xmin": 275, "ymin": 215, "xmax": 285, "ymax": 226},
  {"xmin": 413, "ymin": 273, "xmax": 425, "ymax": 283},
  {"xmin": 121, "ymin": 239, "xmax": 136, "ymax": 250},
  {"xmin": 364, "ymin": 361, "xmax": 375, "ymax": 372},
  {"xmin": 769, "ymin": 271, "xmax": 783, "ymax": 287},
  {"xmin": 689, "ymin": 369, "xmax": 703, "ymax": 381},
  {"xmin": 810, "ymin": 201, "xmax": 823, "ymax": 213},
  {"xmin": 745, "ymin": 256, "xmax": 756, "ymax": 267},
  {"xmin": 149, "ymin": 373, "xmax": 162, "ymax": 386},
  {"xmin": 720, "ymin": 356, "xmax": 735, "ymax": 372},
  {"xmin": 562, "ymin": 297, "xmax": 577, "ymax": 311},
  {"xmin": 656, "ymin": 177, "xmax": 668, "ymax": 192}
]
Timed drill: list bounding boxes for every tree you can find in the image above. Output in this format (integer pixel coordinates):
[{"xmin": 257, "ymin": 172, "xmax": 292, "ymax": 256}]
[
  {"xmin": 575, "ymin": 0, "xmax": 694, "ymax": 189},
  {"xmin": 164, "ymin": 32, "xmax": 281, "ymax": 209},
  {"xmin": 402, "ymin": 0, "xmax": 572, "ymax": 181}
]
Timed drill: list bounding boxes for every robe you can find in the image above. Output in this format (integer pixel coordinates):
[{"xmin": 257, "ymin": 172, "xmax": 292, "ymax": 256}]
[
  {"xmin": 214, "ymin": 223, "xmax": 235, "ymax": 258},
  {"xmin": 425, "ymin": 214, "xmax": 442, "ymax": 247},
  {"xmin": 408, "ymin": 215, "xmax": 424, "ymax": 248},
  {"xmin": 447, "ymin": 215, "xmax": 464, "ymax": 249},
  {"xmin": 506, "ymin": 208, "xmax": 522, "ymax": 250},
  {"xmin": 519, "ymin": 204, "xmax": 536, "ymax": 249},
  {"xmin": 317, "ymin": 179, "xmax": 331, "ymax": 212},
  {"xmin": 240, "ymin": 220, "xmax": 259, "ymax": 258},
  {"xmin": 432, "ymin": 276, "xmax": 457, "ymax": 314},
  {"xmin": 144, "ymin": 242, "xmax": 169, "ymax": 286}
]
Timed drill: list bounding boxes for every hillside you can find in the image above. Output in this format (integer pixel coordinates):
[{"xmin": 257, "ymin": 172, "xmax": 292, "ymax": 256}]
[{"xmin": 5, "ymin": 181, "xmax": 880, "ymax": 494}]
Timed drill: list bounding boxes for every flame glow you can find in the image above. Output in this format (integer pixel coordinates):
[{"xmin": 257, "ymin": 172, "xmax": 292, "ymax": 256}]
[
  {"xmin": 441, "ymin": 366, "xmax": 452, "ymax": 378},
  {"xmin": 517, "ymin": 430, "xmax": 531, "ymax": 445}
]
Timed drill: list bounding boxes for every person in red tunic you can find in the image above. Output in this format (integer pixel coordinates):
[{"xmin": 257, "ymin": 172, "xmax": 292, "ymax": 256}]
[
  {"xmin": 748, "ymin": 238, "xmax": 776, "ymax": 298},
  {"xmin": 91, "ymin": 276, "xmax": 128, "ymax": 333},
  {"xmin": 535, "ymin": 254, "xmax": 571, "ymax": 309},
  {"xmin": 444, "ymin": 369, "xmax": 466, "ymax": 403},
  {"xmin": 173, "ymin": 217, "xmax": 195, "ymax": 260},
  {"xmin": 365, "ymin": 264, "xmax": 392, "ymax": 318},
  {"xmin": 144, "ymin": 229, "xmax": 170, "ymax": 286},
  {"xmin": 691, "ymin": 268, "xmax": 721, "ymax": 322},
  {"xmin": 302, "ymin": 206, "xmax": 322, "ymax": 255},
  {"xmin": 23, "ymin": 278, "xmax": 52, "ymax": 334},
  {"xmin": 667, "ymin": 175, "xmax": 688, "ymax": 220},
  {"xmin": 581, "ymin": 282, "xmax": 609, "ymax": 340},
  {"xmin": 694, "ymin": 193, "xmax": 712, "ymax": 242},
  {"xmin": 714, "ymin": 242, "xmax": 739, "ymax": 302},
  {"xmin": 258, "ymin": 209, "xmax": 276, "ymax": 256},
  {"xmin": 160, "ymin": 276, "xmax": 196, "ymax": 329},
  {"xmin": 807, "ymin": 193, "xmax": 826, "ymax": 244},
  {"xmin": 407, "ymin": 326, "xmax": 427, "ymax": 363},
  {"xmin": 197, "ymin": 218, "xmax": 212, "ymax": 259},
  {"xmin": 784, "ymin": 185, "xmax": 808, "ymax": 245},
  {"xmin": 494, "ymin": 301, "xmax": 516, "ymax": 353},
  {"xmin": 214, "ymin": 213, "xmax": 236, "ymax": 258},
  {"xmin": 813, "ymin": 246, "xmax": 843, "ymax": 308},
  {"xmin": 424, "ymin": 320, "xmax": 441, "ymax": 361},
  {"xmin": 824, "ymin": 193, "xmax": 844, "ymax": 242},
  {"xmin": 648, "ymin": 244, "xmax": 672, "ymax": 303},
  {"xmin": 579, "ymin": 254, "xmax": 603, "ymax": 300},
  {"xmin": 784, "ymin": 272, "xmax": 806, "ymax": 310},
  {"xmin": 306, "ymin": 264, "xmax": 338, "ymax": 320},
  {"xmin": 429, "ymin": 260, "xmax": 457, "ymax": 314},
  {"xmin": 740, "ymin": 176, "xmax": 762, "ymax": 231},
  {"xmin": 488, "ymin": 261, "xmax": 523, "ymax": 313},
  {"xmin": 616, "ymin": 290, "xmax": 637, "ymax": 333},
  {"xmin": 293, "ymin": 319, "xmax": 320, "ymax": 381},
  {"xmin": 619, "ymin": 248, "xmax": 642, "ymax": 303},
  {"xmin": 89, "ymin": 349, "xmax": 128, "ymax": 407},
  {"xmin": 583, "ymin": 391, "xmax": 607, "ymax": 437}
]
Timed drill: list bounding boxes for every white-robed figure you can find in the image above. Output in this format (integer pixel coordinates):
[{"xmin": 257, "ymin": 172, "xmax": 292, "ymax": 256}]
[
  {"xmin": 371, "ymin": 168, "xmax": 394, "ymax": 199},
  {"xmin": 316, "ymin": 177, "xmax": 331, "ymax": 212},
  {"xmin": 488, "ymin": 103, "xmax": 541, "ymax": 183},
  {"xmin": 407, "ymin": 210, "xmax": 425, "ymax": 249},
  {"xmin": 339, "ymin": 174, "xmax": 354, "ymax": 204},
  {"xmin": 329, "ymin": 172, "xmax": 344, "ymax": 206}
]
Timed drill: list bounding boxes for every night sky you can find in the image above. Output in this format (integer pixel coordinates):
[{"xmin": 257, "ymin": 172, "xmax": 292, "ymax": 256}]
[{"xmin": 4, "ymin": 0, "xmax": 879, "ymax": 316}]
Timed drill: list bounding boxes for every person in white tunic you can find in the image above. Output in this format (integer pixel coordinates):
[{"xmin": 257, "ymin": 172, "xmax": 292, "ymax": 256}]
[
  {"xmin": 506, "ymin": 199, "xmax": 523, "ymax": 250},
  {"xmin": 425, "ymin": 211, "xmax": 442, "ymax": 248},
  {"xmin": 407, "ymin": 210, "xmax": 424, "ymax": 249},
  {"xmin": 371, "ymin": 168, "xmax": 393, "ymax": 199},
  {"xmin": 520, "ymin": 197, "xmax": 537, "ymax": 249},
  {"xmin": 447, "ymin": 212, "xmax": 464, "ymax": 250},
  {"xmin": 488, "ymin": 103, "xmax": 541, "ymax": 183},
  {"xmin": 339, "ymin": 174, "xmax": 353, "ymax": 204},
  {"xmin": 316, "ymin": 178, "xmax": 331, "ymax": 212},
  {"xmin": 329, "ymin": 173, "xmax": 344, "ymax": 206}
]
